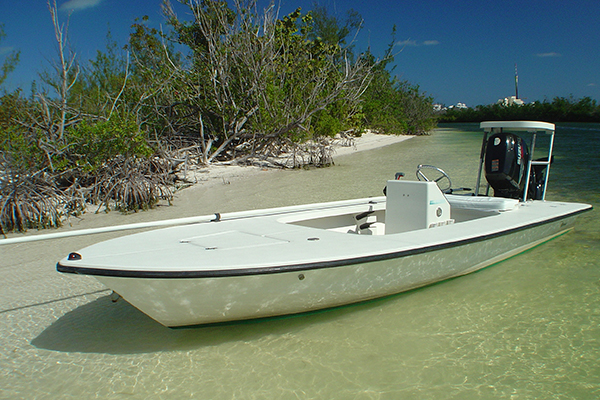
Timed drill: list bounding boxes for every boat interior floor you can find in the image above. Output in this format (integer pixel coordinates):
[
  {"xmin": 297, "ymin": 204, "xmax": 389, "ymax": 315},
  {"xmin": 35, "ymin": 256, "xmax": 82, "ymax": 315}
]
[{"xmin": 283, "ymin": 194, "xmax": 518, "ymax": 236}]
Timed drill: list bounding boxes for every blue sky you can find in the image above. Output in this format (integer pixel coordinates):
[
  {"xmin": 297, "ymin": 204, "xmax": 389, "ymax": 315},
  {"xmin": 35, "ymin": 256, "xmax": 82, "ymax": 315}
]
[{"xmin": 1, "ymin": 0, "xmax": 598, "ymax": 106}]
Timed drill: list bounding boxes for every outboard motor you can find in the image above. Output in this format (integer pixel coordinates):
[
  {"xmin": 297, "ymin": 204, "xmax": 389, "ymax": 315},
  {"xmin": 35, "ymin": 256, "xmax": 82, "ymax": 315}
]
[
  {"xmin": 484, "ymin": 132, "xmax": 530, "ymax": 199},
  {"xmin": 528, "ymin": 156, "xmax": 553, "ymax": 200}
]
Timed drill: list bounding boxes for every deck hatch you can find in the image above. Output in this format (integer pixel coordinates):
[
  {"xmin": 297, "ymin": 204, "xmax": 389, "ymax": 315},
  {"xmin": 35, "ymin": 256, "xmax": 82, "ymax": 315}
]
[{"xmin": 180, "ymin": 230, "xmax": 289, "ymax": 250}]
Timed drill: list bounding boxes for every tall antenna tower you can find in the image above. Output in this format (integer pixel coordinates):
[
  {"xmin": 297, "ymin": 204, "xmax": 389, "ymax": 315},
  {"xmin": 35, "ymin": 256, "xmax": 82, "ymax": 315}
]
[{"xmin": 515, "ymin": 63, "xmax": 519, "ymax": 99}]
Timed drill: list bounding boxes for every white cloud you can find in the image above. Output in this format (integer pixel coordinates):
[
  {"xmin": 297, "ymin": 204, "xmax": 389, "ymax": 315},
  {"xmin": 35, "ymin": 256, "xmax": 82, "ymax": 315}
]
[
  {"xmin": 536, "ymin": 52, "xmax": 562, "ymax": 58},
  {"xmin": 0, "ymin": 46, "xmax": 14, "ymax": 55},
  {"xmin": 396, "ymin": 39, "xmax": 439, "ymax": 47},
  {"xmin": 60, "ymin": 0, "xmax": 103, "ymax": 12},
  {"xmin": 397, "ymin": 39, "xmax": 418, "ymax": 47}
]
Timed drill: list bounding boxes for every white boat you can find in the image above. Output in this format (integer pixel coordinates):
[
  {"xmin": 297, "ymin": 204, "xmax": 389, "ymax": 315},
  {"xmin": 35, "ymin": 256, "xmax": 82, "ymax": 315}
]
[{"xmin": 56, "ymin": 121, "xmax": 591, "ymax": 327}]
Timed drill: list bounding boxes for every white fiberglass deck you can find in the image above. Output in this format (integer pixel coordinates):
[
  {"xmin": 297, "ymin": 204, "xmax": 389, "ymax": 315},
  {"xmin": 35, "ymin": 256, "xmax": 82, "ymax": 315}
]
[{"xmin": 58, "ymin": 191, "xmax": 588, "ymax": 277}]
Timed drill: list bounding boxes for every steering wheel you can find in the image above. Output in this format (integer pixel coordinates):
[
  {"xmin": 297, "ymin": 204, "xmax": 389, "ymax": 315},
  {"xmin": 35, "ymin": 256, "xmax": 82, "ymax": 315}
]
[{"xmin": 416, "ymin": 164, "xmax": 452, "ymax": 193}]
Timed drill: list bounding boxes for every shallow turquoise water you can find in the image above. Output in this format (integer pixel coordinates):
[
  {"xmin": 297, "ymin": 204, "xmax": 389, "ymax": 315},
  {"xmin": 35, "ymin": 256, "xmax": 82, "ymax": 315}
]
[{"xmin": 1, "ymin": 124, "xmax": 599, "ymax": 399}]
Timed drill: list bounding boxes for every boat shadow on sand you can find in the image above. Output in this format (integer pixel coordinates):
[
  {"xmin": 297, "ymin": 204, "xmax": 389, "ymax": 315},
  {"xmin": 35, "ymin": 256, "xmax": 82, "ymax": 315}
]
[{"xmin": 30, "ymin": 292, "xmax": 391, "ymax": 355}]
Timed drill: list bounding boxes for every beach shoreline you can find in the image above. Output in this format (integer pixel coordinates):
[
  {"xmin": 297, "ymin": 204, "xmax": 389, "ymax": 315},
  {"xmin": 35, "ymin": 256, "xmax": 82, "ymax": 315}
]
[{"xmin": 181, "ymin": 132, "xmax": 414, "ymax": 190}]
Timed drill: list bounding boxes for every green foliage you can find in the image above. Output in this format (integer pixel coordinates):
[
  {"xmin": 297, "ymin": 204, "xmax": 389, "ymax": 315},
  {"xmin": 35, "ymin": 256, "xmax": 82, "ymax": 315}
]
[
  {"xmin": 307, "ymin": 5, "xmax": 362, "ymax": 50},
  {"xmin": 312, "ymin": 104, "xmax": 345, "ymax": 138},
  {"xmin": 257, "ymin": 7, "xmax": 346, "ymax": 140},
  {"xmin": 69, "ymin": 30, "xmax": 129, "ymax": 115},
  {"xmin": 127, "ymin": 16, "xmax": 177, "ymax": 81},
  {"xmin": 440, "ymin": 96, "xmax": 600, "ymax": 123},
  {"xmin": 170, "ymin": 0, "xmax": 236, "ymax": 52},
  {"xmin": 395, "ymin": 80, "xmax": 437, "ymax": 134},
  {"xmin": 0, "ymin": 92, "xmax": 46, "ymax": 171},
  {"xmin": 63, "ymin": 113, "xmax": 152, "ymax": 172},
  {"xmin": 0, "ymin": 126, "xmax": 45, "ymax": 171},
  {"xmin": 0, "ymin": 24, "xmax": 20, "ymax": 87},
  {"xmin": 0, "ymin": 1, "xmax": 450, "ymax": 231},
  {"xmin": 153, "ymin": 2, "xmax": 370, "ymax": 163},
  {"xmin": 360, "ymin": 33, "xmax": 437, "ymax": 136}
]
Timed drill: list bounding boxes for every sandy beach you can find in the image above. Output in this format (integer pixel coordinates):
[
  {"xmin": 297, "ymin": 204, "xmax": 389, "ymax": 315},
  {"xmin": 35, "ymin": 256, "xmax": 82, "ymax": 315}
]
[{"xmin": 180, "ymin": 131, "xmax": 414, "ymax": 192}]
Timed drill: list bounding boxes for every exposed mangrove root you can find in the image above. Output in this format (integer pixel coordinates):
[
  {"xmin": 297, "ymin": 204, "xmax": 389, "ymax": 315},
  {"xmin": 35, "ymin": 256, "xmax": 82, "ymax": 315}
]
[
  {"xmin": 0, "ymin": 155, "xmax": 176, "ymax": 233},
  {"xmin": 0, "ymin": 170, "xmax": 85, "ymax": 233},
  {"xmin": 238, "ymin": 134, "xmax": 354, "ymax": 169},
  {"xmin": 87, "ymin": 156, "xmax": 174, "ymax": 213}
]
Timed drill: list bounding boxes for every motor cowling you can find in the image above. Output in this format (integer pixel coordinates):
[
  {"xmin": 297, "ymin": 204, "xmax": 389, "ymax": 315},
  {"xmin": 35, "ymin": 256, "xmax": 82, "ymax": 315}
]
[{"xmin": 484, "ymin": 132, "xmax": 530, "ymax": 199}]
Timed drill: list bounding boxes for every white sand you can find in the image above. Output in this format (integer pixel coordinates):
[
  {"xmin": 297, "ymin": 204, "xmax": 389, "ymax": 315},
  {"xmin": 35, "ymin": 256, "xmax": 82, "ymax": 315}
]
[
  {"xmin": 333, "ymin": 131, "xmax": 414, "ymax": 156},
  {"xmin": 184, "ymin": 132, "xmax": 414, "ymax": 189}
]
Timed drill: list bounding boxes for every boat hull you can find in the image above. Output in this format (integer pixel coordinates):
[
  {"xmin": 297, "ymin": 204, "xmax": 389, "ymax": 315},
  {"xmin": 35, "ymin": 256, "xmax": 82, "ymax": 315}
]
[
  {"xmin": 53, "ymin": 120, "xmax": 593, "ymax": 327},
  {"xmin": 93, "ymin": 213, "xmax": 578, "ymax": 327}
]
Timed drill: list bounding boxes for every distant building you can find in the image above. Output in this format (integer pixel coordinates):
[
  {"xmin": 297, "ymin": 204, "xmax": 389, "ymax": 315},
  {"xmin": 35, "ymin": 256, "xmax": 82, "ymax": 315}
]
[
  {"xmin": 433, "ymin": 102, "xmax": 468, "ymax": 112},
  {"xmin": 497, "ymin": 96, "xmax": 524, "ymax": 106}
]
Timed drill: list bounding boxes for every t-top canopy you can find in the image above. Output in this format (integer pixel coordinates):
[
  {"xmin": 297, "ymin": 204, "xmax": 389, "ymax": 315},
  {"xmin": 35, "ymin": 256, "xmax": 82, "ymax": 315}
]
[{"xmin": 480, "ymin": 121, "xmax": 555, "ymax": 132}]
